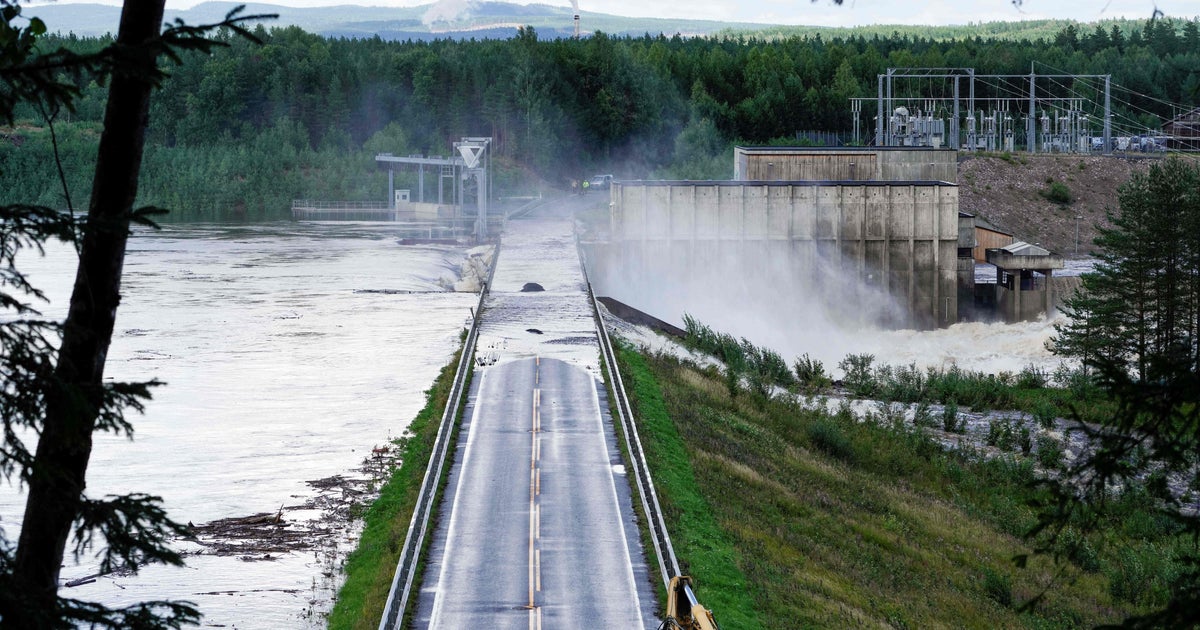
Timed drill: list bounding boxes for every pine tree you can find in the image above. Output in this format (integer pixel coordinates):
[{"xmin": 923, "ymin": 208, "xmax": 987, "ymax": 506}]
[
  {"xmin": 1043, "ymin": 158, "xmax": 1200, "ymax": 628},
  {"xmin": 0, "ymin": 3, "xmax": 270, "ymax": 627}
]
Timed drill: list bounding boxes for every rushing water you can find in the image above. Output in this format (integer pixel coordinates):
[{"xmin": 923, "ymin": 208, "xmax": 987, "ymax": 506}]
[{"xmin": 1, "ymin": 223, "xmax": 477, "ymax": 627}]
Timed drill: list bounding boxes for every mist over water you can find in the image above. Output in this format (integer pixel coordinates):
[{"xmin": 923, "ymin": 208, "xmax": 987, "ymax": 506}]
[{"xmin": 588, "ymin": 240, "xmax": 1067, "ymax": 376}]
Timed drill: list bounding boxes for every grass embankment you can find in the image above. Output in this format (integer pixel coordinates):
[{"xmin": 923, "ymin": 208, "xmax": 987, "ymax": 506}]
[
  {"xmin": 618, "ymin": 344, "xmax": 1175, "ymax": 628},
  {"xmin": 327, "ymin": 345, "xmax": 464, "ymax": 629}
]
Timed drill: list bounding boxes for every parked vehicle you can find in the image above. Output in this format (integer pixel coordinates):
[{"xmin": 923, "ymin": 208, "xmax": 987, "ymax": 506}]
[{"xmin": 587, "ymin": 174, "xmax": 613, "ymax": 190}]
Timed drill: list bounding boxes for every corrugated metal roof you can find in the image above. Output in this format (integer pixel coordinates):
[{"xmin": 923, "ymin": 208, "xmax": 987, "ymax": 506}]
[{"xmin": 1002, "ymin": 241, "xmax": 1050, "ymax": 256}]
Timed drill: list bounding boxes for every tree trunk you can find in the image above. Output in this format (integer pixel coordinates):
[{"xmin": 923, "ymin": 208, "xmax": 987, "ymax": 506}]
[{"xmin": 10, "ymin": 1, "xmax": 166, "ymax": 626}]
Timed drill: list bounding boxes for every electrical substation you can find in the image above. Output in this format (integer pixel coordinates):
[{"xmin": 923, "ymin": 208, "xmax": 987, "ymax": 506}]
[{"xmin": 851, "ymin": 67, "xmax": 1175, "ymax": 154}]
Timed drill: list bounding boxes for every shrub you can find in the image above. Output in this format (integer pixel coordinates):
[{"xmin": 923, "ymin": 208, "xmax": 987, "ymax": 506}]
[
  {"xmin": 1039, "ymin": 180, "xmax": 1072, "ymax": 204},
  {"xmin": 987, "ymin": 420, "xmax": 1017, "ymax": 451},
  {"xmin": 838, "ymin": 353, "xmax": 877, "ymax": 397},
  {"xmin": 1016, "ymin": 364, "xmax": 1048, "ymax": 389},
  {"xmin": 1107, "ymin": 546, "xmax": 1171, "ymax": 606},
  {"xmin": 1018, "ymin": 426, "xmax": 1033, "ymax": 455},
  {"xmin": 1057, "ymin": 526, "xmax": 1100, "ymax": 573},
  {"xmin": 793, "ymin": 353, "xmax": 831, "ymax": 392},
  {"xmin": 982, "ymin": 567, "xmax": 1013, "ymax": 607},
  {"xmin": 1035, "ymin": 435, "xmax": 1064, "ymax": 470},
  {"xmin": 1032, "ymin": 400, "xmax": 1057, "ymax": 429},
  {"xmin": 942, "ymin": 400, "xmax": 962, "ymax": 433},
  {"xmin": 807, "ymin": 417, "xmax": 855, "ymax": 463},
  {"xmin": 913, "ymin": 401, "xmax": 937, "ymax": 428}
]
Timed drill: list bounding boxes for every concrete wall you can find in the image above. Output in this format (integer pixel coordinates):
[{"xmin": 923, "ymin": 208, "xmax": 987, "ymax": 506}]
[
  {"xmin": 398, "ymin": 201, "xmax": 452, "ymax": 218},
  {"xmin": 734, "ymin": 147, "xmax": 958, "ymax": 184},
  {"xmin": 593, "ymin": 180, "xmax": 960, "ymax": 330}
]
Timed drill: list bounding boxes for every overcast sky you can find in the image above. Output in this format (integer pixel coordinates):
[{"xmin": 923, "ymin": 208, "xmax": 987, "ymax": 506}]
[{"xmin": 31, "ymin": 0, "xmax": 1200, "ymax": 26}]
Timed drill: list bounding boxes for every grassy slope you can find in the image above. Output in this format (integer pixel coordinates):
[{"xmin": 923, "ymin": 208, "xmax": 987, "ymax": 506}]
[
  {"xmin": 618, "ymin": 344, "xmax": 1143, "ymax": 629},
  {"xmin": 618, "ymin": 346, "xmax": 765, "ymax": 629},
  {"xmin": 327, "ymin": 345, "xmax": 462, "ymax": 629}
]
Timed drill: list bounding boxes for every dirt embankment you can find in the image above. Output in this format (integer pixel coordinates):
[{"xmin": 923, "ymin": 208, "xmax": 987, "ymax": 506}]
[{"xmin": 958, "ymin": 154, "xmax": 1158, "ymax": 258}]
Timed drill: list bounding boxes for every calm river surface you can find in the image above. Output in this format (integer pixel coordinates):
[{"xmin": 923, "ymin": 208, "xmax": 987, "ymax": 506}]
[{"xmin": 1, "ymin": 222, "xmax": 478, "ymax": 627}]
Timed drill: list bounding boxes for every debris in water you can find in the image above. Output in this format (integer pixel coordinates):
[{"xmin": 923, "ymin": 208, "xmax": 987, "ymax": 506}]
[
  {"xmin": 521, "ymin": 282, "xmax": 544, "ymax": 292},
  {"xmin": 526, "ymin": 328, "xmax": 543, "ymax": 335}
]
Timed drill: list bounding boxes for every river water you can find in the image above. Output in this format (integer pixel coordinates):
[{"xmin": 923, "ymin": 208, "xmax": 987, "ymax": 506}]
[{"xmin": 1, "ymin": 223, "xmax": 477, "ymax": 627}]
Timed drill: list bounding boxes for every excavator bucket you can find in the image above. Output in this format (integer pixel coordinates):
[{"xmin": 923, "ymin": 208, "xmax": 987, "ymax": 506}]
[{"xmin": 665, "ymin": 576, "xmax": 718, "ymax": 630}]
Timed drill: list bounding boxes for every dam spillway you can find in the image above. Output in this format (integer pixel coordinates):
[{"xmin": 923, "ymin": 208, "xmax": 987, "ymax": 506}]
[{"xmin": 586, "ymin": 180, "xmax": 960, "ymax": 331}]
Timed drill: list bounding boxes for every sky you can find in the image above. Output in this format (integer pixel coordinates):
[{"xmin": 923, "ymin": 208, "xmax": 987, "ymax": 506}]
[{"xmin": 27, "ymin": 0, "xmax": 1200, "ymax": 27}]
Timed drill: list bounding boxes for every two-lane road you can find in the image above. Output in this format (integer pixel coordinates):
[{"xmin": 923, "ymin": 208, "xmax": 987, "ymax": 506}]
[{"xmin": 416, "ymin": 356, "xmax": 653, "ymax": 628}]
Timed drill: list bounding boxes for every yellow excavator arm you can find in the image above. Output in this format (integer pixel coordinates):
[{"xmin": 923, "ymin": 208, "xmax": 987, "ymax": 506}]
[{"xmin": 664, "ymin": 575, "xmax": 718, "ymax": 630}]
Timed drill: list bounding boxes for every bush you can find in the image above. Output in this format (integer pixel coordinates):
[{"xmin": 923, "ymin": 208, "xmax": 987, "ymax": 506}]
[
  {"xmin": 1107, "ymin": 546, "xmax": 1171, "ymax": 606},
  {"xmin": 793, "ymin": 353, "xmax": 831, "ymax": 392},
  {"xmin": 1035, "ymin": 435, "xmax": 1064, "ymax": 470},
  {"xmin": 982, "ymin": 567, "xmax": 1013, "ymax": 607},
  {"xmin": 987, "ymin": 420, "xmax": 1017, "ymax": 452},
  {"xmin": 1057, "ymin": 526, "xmax": 1100, "ymax": 572},
  {"xmin": 807, "ymin": 417, "xmax": 855, "ymax": 463},
  {"xmin": 1016, "ymin": 365, "xmax": 1048, "ymax": 389},
  {"xmin": 1039, "ymin": 180, "xmax": 1072, "ymax": 204},
  {"xmin": 913, "ymin": 401, "xmax": 937, "ymax": 428},
  {"xmin": 1032, "ymin": 400, "xmax": 1057, "ymax": 429},
  {"xmin": 838, "ymin": 353, "xmax": 877, "ymax": 397},
  {"xmin": 1018, "ymin": 425, "xmax": 1033, "ymax": 455},
  {"xmin": 942, "ymin": 400, "xmax": 962, "ymax": 433}
]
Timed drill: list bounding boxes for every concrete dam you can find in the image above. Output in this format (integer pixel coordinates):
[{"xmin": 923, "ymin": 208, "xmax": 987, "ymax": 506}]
[{"xmin": 584, "ymin": 178, "xmax": 961, "ymax": 332}]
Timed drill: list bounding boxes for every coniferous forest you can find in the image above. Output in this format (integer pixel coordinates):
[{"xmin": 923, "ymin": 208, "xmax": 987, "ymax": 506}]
[{"xmin": 1, "ymin": 18, "xmax": 1198, "ymax": 220}]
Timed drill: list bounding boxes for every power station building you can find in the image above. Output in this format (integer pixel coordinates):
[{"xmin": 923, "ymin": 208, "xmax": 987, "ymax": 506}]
[{"xmin": 591, "ymin": 146, "xmax": 1060, "ymax": 330}]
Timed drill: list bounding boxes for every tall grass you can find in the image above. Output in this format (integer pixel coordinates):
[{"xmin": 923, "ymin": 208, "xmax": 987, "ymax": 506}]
[
  {"xmin": 620, "ymin": 345, "xmax": 1180, "ymax": 627},
  {"xmin": 617, "ymin": 344, "xmax": 765, "ymax": 630}
]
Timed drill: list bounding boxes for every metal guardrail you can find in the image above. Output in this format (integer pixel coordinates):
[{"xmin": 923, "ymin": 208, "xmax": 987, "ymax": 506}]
[
  {"xmin": 586, "ymin": 276, "xmax": 682, "ymax": 590},
  {"xmin": 377, "ymin": 244, "xmax": 499, "ymax": 630}
]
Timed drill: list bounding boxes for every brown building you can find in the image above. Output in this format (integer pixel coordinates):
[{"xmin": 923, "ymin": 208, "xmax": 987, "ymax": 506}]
[
  {"xmin": 973, "ymin": 216, "xmax": 1014, "ymax": 263},
  {"xmin": 1166, "ymin": 107, "xmax": 1200, "ymax": 152}
]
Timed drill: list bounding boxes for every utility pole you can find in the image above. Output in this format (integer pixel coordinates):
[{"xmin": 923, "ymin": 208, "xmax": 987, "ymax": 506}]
[
  {"xmin": 1103, "ymin": 75, "xmax": 1112, "ymax": 154},
  {"xmin": 1028, "ymin": 68, "xmax": 1036, "ymax": 153},
  {"xmin": 1076, "ymin": 215, "xmax": 1083, "ymax": 255}
]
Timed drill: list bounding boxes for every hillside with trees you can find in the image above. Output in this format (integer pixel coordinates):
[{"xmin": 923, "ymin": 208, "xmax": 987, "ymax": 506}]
[{"xmin": 1, "ymin": 17, "xmax": 1198, "ymax": 220}]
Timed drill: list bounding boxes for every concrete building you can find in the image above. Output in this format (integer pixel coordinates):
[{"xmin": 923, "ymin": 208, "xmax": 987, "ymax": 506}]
[
  {"xmin": 734, "ymin": 146, "xmax": 959, "ymax": 183},
  {"xmin": 986, "ymin": 242, "xmax": 1064, "ymax": 323},
  {"xmin": 594, "ymin": 179, "xmax": 960, "ymax": 329}
]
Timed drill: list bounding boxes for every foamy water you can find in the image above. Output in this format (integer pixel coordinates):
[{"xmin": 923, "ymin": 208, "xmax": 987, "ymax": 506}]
[{"xmin": 1, "ymin": 223, "xmax": 477, "ymax": 627}]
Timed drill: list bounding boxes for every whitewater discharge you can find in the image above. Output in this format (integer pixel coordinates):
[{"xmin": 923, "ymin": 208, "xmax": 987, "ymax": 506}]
[{"xmin": 588, "ymin": 238, "xmax": 1077, "ymax": 377}]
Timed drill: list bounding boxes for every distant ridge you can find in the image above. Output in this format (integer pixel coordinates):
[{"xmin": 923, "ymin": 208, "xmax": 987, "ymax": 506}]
[
  {"xmin": 24, "ymin": 1, "xmax": 761, "ymax": 39},
  {"xmin": 24, "ymin": 1, "xmax": 1154, "ymax": 41}
]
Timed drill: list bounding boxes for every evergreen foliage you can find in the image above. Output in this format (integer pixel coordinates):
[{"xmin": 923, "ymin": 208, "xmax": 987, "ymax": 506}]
[
  {"xmin": 2, "ymin": 17, "xmax": 1199, "ymax": 220},
  {"xmin": 1044, "ymin": 157, "xmax": 1200, "ymax": 628},
  {"xmin": 0, "ymin": 3, "xmax": 271, "ymax": 627}
]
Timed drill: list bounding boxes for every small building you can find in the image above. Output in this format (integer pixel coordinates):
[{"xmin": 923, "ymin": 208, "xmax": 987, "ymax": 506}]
[
  {"xmin": 973, "ymin": 216, "xmax": 1014, "ymax": 263},
  {"xmin": 986, "ymin": 241, "xmax": 1064, "ymax": 323},
  {"xmin": 1165, "ymin": 107, "xmax": 1200, "ymax": 152},
  {"xmin": 733, "ymin": 146, "xmax": 958, "ymax": 183}
]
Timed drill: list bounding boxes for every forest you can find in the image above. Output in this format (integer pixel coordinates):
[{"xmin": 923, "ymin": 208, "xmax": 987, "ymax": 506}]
[{"xmin": 1, "ymin": 16, "xmax": 1197, "ymax": 221}]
